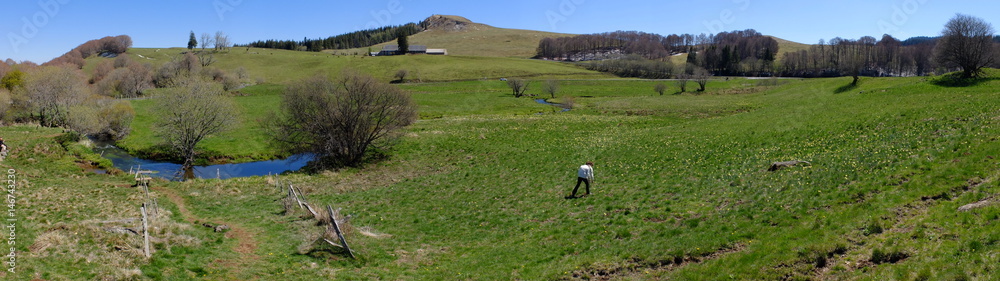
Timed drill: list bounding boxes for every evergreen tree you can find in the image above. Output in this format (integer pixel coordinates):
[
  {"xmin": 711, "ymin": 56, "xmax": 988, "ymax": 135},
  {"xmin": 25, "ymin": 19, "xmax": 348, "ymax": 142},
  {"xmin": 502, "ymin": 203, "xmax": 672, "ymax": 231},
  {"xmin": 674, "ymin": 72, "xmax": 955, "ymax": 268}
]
[
  {"xmin": 398, "ymin": 34, "xmax": 409, "ymax": 55},
  {"xmin": 187, "ymin": 31, "xmax": 197, "ymax": 50}
]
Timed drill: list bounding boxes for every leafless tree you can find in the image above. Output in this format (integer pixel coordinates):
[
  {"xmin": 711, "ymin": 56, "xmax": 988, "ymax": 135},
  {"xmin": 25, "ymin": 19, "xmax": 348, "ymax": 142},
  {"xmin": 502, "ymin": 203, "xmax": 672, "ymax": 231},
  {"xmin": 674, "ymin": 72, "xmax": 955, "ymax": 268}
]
[
  {"xmin": 23, "ymin": 66, "xmax": 89, "ymax": 127},
  {"xmin": 394, "ymin": 69, "xmax": 409, "ymax": 83},
  {"xmin": 98, "ymin": 64, "xmax": 152, "ymax": 98},
  {"xmin": 68, "ymin": 99, "xmax": 135, "ymax": 141},
  {"xmin": 675, "ymin": 74, "xmax": 690, "ymax": 93},
  {"xmin": 200, "ymin": 33, "xmax": 214, "ymax": 51},
  {"xmin": 154, "ymin": 53, "xmax": 199, "ymax": 87},
  {"xmin": 268, "ymin": 72, "xmax": 417, "ymax": 168},
  {"xmin": 234, "ymin": 67, "xmax": 249, "ymax": 80},
  {"xmin": 113, "ymin": 54, "xmax": 131, "ymax": 68},
  {"xmin": 694, "ymin": 68, "xmax": 711, "ymax": 92},
  {"xmin": 506, "ymin": 78, "xmax": 529, "ymax": 98},
  {"xmin": 154, "ymin": 79, "xmax": 240, "ymax": 170},
  {"xmin": 936, "ymin": 14, "xmax": 997, "ymax": 78},
  {"xmin": 654, "ymin": 82, "xmax": 667, "ymax": 95},
  {"xmin": 91, "ymin": 60, "xmax": 114, "ymax": 84},
  {"xmin": 542, "ymin": 80, "xmax": 560, "ymax": 98},
  {"xmin": 214, "ymin": 31, "xmax": 230, "ymax": 51},
  {"xmin": 198, "ymin": 52, "xmax": 216, "ymax": 66}
]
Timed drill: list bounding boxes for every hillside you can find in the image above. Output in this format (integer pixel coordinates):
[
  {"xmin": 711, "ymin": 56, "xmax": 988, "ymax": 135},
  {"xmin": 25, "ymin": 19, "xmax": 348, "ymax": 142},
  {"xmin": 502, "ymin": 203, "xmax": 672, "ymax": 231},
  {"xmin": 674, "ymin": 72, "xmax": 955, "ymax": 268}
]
[
  {"xmin": 344, "ymin": 15, "xmax": 574, "ymax": 58},
  {"xmin": 109, "ymin": 47, "xmax": 611, "ymax": 85},
  {"xmin": 771, "ymin": 36, "xmax": 812, "ymax": 58},
  {"xmin": 13, "ymin": 72, "xmax": 1000, "ymax": 279}
]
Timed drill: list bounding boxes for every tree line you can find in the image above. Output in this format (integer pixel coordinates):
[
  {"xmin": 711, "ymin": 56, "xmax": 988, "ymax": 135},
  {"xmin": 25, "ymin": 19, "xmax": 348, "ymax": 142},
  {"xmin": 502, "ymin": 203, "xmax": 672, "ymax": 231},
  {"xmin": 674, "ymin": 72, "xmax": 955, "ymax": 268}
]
[
  {"xmin": 537, "ymin": 29, "xmax": 778, "ymax": 77},
  {"xmin": 241, "ymin": 23, "xmax": 422, "ymax": 52},
  {"xmin": 538, "ymin": 14, "xmax": 999, "ymax": 80},
  {"xmin": 782, "ymin": 15, "xmax": 1000, "ymax": 79},
  {"xmin": 780, "ymin": 35, "xmax": 938, "ymax": 79}
]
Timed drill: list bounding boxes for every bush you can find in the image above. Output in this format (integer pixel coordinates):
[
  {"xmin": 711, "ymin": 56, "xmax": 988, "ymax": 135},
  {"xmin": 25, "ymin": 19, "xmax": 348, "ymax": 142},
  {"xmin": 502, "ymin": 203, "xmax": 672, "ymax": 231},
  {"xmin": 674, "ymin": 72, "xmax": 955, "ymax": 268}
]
[
  {"xmin": 0, "ymin": 88, "xmax": 10, "ymax": 122},
  {"xmin": 54, "ymin": 131, "xmax": 81, "ymax": 146},
  {"xmin": 67, "ymin": 99, "xmax": 135, "ymax": 141},
  {"xmin": 1, "ymin": 69, "xmax": 25, "ymax": 91},
  {"xmin": 221, "ymin": 74, "xmax": 242, "ymax": 92},
  {"xmin": 90, "ymin": 61, "xmax": 114, "ymax": 84},
  {"xmin": 96, "ymin": 65, "xmax": 152, "ymax": 98}
]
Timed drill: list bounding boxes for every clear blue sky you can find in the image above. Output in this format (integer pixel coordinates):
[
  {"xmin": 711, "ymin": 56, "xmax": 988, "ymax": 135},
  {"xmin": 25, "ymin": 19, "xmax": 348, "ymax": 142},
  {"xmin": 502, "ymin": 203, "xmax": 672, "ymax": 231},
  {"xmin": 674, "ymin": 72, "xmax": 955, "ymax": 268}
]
[{"xmin": 3, "ymin": 0, "xmax": 999, "ymax": 63}]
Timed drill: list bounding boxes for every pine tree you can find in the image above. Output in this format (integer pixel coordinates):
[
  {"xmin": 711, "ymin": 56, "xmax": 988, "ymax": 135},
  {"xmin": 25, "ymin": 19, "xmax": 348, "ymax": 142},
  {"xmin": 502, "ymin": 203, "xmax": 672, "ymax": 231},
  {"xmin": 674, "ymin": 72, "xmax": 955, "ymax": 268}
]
[
  {"xmin": 398, "ymin": 34, "xmax": 409, "ymax": 55},
  {"xmin": 188, "ymin": 31, "xmax": 197, "ymax": 50}
]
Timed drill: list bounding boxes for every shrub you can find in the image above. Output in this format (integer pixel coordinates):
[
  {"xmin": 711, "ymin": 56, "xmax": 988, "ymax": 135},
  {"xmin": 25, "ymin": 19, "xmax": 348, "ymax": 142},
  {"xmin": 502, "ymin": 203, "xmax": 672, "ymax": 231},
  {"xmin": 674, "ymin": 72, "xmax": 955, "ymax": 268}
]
[{"xmin": 1, "ymin": 69, "xmax": 25, "ymax": 91}]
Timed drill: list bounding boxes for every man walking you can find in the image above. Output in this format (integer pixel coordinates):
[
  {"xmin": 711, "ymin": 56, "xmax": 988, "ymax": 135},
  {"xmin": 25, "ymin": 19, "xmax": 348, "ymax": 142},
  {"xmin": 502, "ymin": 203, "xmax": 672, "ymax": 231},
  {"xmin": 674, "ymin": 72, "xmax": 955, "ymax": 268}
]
[{"xmin": 568, "ymin": 162, "xmax": 594, "ymax": 199}]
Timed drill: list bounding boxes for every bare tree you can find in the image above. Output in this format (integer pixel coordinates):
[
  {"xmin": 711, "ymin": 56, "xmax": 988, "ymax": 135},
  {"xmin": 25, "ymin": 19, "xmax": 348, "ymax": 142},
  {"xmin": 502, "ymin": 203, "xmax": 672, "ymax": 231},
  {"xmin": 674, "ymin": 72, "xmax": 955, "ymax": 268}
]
[
  {"xmin": 675, "ymin": 74, "xmax": 690, "ymax": 93},
  {"xmin": 654, "ymin": 82, "xmax": 667, "ymax": 95},
  {"xmin": 214, "ymin": 31, "xmax": 230, "ymax": 51},
  {"xmin": 97, "ymin": 64, "xmax": 152, "ymax": 98},
  {"xmin": 200, "ymin": 33, "xmax": 214, "ymax": 51},
  {"xmin": 394, "ymin": 69, "xmax": 409, "ymax": 83},
  {"xmin": 198, "ymin": 52, "xmax": 216, "ymax": 66},
  {"xmin": 506, "ymin": 78, "xmax": 530, "ymax": 98},
  {"xmin": 936, "ymin": 14, "xmax": 997, "ymax": 78},
  {"xmin": 694, "ymin": 68, "xmax": 711, "ymax": 92},
  {"xmin": 542, "ymin": 80, "xmax": 560, "ymax": 98},
  {"xmin": 268, "ymin": 72, "xmax": 417, "ymax": 168},
  {"xmin": 68, "ymin": 99, "xmax": 135, "ymax": 141},
  {"xmin": 23, "ymin": 66, "xmax": 89, "ymax": 127},
  {"xmin": 154, "ymin": 79, "xmax": 240, "ymax": 170},
  {"xmin": 234, "ymin": 66, "xmax": 249, "ymax": 80}
]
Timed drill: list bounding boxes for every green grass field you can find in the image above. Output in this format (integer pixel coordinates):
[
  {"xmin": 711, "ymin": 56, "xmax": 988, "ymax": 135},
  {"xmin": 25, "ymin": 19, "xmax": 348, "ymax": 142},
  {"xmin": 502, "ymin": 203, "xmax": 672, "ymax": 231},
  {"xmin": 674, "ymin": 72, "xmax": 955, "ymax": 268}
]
[
  {"xmin": 121, "ymin": 48, "xmax": 612, "ymax": 85},
  {"xmin": 116, "ymin": 78, "xmax": 770, "ymax": 161},
  {"xmin": 11, "ymin": 70, "xmax": 1000, "ymax": 279}
]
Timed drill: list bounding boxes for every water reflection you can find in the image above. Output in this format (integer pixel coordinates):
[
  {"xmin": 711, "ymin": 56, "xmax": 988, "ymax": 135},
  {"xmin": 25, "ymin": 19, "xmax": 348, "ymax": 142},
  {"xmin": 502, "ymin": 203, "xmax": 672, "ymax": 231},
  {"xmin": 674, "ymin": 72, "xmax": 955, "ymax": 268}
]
[{"xmin": 93, "ymin": 143, "xmax": 313, "ymax": 181}]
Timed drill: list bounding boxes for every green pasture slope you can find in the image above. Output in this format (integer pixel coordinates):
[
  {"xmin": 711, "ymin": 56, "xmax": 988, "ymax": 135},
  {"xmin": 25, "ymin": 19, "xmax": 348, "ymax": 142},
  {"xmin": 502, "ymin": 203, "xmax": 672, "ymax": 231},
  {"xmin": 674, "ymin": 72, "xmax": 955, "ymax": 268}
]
[
  {"xmin": 121, "ymin": 48, "xmax": 611, "ymax": 84},
  {"xmin": 8, "ymin": 72, "xmax": 1000, "ymax": 280}
]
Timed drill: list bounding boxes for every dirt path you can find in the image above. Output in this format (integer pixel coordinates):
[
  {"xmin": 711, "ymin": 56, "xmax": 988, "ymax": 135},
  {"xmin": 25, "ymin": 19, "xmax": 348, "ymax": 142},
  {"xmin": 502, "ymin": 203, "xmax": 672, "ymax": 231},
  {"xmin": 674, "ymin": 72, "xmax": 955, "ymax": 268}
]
[{"xmin": 152, "ymin": 186, "xmax": 261, "ymax": 265}]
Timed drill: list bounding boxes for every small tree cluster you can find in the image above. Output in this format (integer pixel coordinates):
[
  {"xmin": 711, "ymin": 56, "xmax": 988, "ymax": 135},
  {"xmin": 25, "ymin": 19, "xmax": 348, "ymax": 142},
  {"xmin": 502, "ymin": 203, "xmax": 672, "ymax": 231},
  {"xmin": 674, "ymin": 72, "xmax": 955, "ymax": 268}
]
[
  {"xmin": 268, "ymin": 72, "xmax": 416, "ymax": 168},
  {"xmin": 94, "ymin": 56, "xmax": 153, "ymax": 98},
  {"xmin": 507, "ymin": 78, "xmax": 530, "ymax": 98},
  {"xmin": 67, "ymin": 99, "xmax": 135, "ymax": 141},
  {"xmin": 22, "ymin": 66, "xmax": 89, "ymax": 127},
  {"xmin": 45, "ymin": 35, "xmax": 132, "ymax": 68},
  {"xmin": 154, "ymin": 53, "xmax": 201, "ymax": 87},
  {"xmin": 585, "ymin": 57, "xmax": 676, "ymax": 79}
]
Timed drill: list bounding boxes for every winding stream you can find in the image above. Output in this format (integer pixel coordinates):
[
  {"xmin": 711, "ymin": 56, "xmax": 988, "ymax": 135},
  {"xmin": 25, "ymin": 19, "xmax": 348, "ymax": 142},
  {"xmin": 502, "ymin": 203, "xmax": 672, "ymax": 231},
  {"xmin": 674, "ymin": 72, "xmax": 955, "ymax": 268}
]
[{"xmin": 534, "ymin": 99, "xmax": 571, "ymax": 112}]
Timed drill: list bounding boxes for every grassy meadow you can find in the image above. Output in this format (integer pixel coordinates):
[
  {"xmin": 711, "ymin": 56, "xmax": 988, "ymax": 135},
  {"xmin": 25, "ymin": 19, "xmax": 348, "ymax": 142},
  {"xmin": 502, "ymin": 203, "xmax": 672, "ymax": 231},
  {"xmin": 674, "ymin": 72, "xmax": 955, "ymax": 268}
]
[
  {"xmin": 119, "ymin": 48, "xmax": 612, "ymax": 85},
  {"xmin": 9, "ymin": 69, "xmax": 1000, "ymax": 279}
]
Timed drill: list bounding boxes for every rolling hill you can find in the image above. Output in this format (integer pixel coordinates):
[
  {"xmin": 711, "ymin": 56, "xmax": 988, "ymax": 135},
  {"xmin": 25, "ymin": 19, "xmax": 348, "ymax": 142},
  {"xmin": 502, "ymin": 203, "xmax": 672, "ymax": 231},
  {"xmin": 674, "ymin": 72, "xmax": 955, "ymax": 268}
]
[{"xmin": 339, "ymin": 15, "xmax": 574, "ymax": 58}]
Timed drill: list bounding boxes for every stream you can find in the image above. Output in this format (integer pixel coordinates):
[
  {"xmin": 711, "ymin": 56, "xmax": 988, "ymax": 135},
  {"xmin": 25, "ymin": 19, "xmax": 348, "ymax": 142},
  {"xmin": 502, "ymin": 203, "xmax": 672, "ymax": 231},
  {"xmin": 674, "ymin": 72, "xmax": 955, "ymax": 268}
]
[
  {"xmin": 92, "ymin": 143, "xmax": 313, "ymax": 180},
  {"xmin": 534, "ymin": 99, "xmax": 571, "ymax": 112}
]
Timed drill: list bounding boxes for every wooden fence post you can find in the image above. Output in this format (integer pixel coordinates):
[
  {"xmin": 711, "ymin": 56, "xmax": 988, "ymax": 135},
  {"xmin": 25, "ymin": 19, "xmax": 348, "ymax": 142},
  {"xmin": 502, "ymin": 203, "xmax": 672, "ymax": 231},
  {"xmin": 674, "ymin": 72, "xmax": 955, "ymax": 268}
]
[
  {"xmin": 141, "ymin": 203, "xmax": 150, "ymax": 258},
  {"xmin": 326, "ymin": 205, "xmax": 355, "ymax": 259}
]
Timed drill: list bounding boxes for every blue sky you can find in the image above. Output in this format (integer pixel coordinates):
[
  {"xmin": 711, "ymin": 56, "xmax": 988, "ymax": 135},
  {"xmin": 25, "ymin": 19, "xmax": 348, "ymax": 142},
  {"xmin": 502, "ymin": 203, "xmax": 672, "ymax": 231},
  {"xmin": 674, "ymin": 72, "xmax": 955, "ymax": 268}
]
[{"xmin": 3, "ymin": 0, "xmax": 999, "ymax": 63}]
